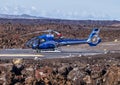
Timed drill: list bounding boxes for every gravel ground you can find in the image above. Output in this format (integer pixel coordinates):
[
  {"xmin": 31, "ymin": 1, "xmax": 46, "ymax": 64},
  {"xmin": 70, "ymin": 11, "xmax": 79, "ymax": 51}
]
[{"xmin": 0, "ymin": 53, "xmax": 120, "ymax": 85}]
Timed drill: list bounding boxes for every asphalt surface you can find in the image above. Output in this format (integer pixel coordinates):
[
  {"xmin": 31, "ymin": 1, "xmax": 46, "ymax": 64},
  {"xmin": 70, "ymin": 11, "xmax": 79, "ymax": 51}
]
[
  {"xmin": 0, "ymin": 48, "xmax": 106, "ymax": 59},
  {"xmin": 0, "ymin": 41, "xmax": 120, "ymax": 59}
]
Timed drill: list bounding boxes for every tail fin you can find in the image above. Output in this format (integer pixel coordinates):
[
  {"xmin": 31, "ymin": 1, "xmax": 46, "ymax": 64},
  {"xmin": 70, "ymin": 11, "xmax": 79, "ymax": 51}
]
[{"xmin": 87, "ymin": 28, "xmax": 101, "ymax": 46}]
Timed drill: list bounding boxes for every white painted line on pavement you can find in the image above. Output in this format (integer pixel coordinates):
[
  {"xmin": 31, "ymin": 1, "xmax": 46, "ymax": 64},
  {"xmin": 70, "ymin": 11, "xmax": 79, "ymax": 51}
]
[{"xmin": 0, "ymin": 54, "xmax": 43, "ymax": 57}]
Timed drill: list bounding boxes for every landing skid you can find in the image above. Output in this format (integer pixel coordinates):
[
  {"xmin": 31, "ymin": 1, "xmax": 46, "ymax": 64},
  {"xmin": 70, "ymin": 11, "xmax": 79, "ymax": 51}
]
[{"xmin": 35, "ymin": 48, "xmax": 61, "ymax": 53}]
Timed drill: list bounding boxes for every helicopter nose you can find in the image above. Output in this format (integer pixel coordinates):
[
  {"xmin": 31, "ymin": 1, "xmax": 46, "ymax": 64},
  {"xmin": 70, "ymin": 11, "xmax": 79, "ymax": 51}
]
[
  {"xmin": 26, "ymin": 43, "xmax": 32, "ymax": 48},
  {"xmin": 26, "ymin": 41, "xmax": 32, "ymax": 48},
  {"xmin": 32, "ymin": 42, "xmax": 39, "ymax": 49}
]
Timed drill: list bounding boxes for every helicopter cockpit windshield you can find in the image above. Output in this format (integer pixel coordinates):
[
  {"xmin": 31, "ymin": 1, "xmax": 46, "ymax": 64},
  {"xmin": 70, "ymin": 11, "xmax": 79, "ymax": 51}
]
[
  {"xmin": 26, "ymin": 37, "xmax": 38, "ymax": 48},
  {"xmin": 32, "ymin": 38, "xmax": 46, "ymax": 49},
  {"xmin": 26, "ymin": 36, "xmax": 46, "ymax": 48}
]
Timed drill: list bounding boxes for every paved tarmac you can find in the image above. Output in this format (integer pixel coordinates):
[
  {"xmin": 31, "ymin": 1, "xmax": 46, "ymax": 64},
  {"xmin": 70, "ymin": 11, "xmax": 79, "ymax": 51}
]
[
  {"xmin": 0, "ymin": 41, "xmax": 120, "ymax": 59},
  {"xmin": 0, "ymin": 48, "xmax": 105, "ymax": 59}
]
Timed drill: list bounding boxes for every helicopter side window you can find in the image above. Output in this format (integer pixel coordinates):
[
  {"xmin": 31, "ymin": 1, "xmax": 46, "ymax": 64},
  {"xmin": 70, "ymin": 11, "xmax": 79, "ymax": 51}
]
[{"xmin": 40, "ymin": 39, "xmax": 45, "ymax": 43}]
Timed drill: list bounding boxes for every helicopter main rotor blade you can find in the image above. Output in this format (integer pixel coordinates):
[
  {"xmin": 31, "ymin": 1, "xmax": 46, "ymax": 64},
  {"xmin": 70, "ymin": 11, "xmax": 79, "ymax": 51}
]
[
  {"xmin": 20, "ymin": 29, "xmax": 60, "ymax": 37},
  {"xmin": 20, "ymin": 31, "xmax": 43, "ymax": 37},
  {"xmin": 42, "ymin": 29, "xmax": 53, "ymax": 33}
]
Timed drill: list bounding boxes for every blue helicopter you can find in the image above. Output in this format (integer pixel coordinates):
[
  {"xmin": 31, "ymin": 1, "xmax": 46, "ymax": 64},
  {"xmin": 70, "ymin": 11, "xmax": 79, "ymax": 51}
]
[{"xmin": 26, "ymin": 28, "xmax": 101, "ymax": 51}]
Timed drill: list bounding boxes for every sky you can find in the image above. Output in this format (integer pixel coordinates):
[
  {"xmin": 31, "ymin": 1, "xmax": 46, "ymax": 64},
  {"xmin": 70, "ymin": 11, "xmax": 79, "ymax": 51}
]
[{"xmin": 0, "ymin": 0, "xmax": 120, "ymax": 20}]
